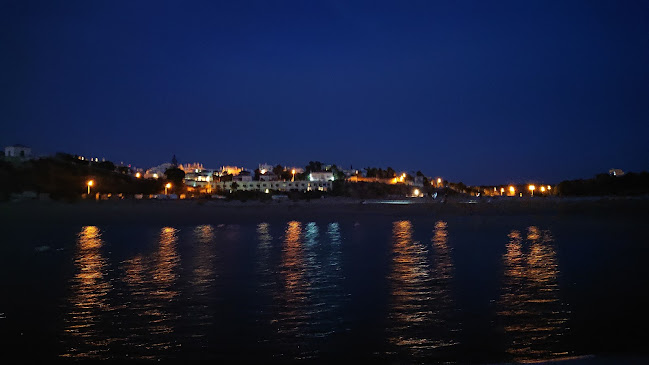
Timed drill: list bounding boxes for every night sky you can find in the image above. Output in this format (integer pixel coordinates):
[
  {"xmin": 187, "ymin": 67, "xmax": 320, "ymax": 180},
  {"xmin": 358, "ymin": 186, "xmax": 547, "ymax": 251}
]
[{"xmin": 2, "ymin": 0, "xmax": 648, "ymax": 185}]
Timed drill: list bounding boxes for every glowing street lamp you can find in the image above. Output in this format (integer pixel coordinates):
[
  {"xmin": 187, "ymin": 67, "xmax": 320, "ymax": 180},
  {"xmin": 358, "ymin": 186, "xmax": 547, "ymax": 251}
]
[
  {"xmin": 291, "ymin": 169, "xmax": 296, "ymax": 182},
  {"xmin": 413, "ymin": 188, "xmax": 420, "ymax": 197},
  {"xmin": 540, "ymin": 186, "xmax": 546, "ymax": 193},
  {"xmin": 135, "ymin": 172, "xmax": 141, "ymax": 178},
  {"xmin": 87, "ymin": 180, "xmax": 94, "ymax": 195},
  {"xmin": 153, "ymin": 173, "xmax": 159, "ymax": 179},
  {"xmin": 529, "ymin": 185, "xmax": 536, "ymax": 196},
  {"xmin": 509, "ymin": 186, "xmax": 515, "ymax": 195},
  {"xmin": 165, "ymin": 183, "xmax": 172, "ymax": 195},
  {"xmin": 500, "ymin": 187, "xmax": 505, "ymax": 196}
]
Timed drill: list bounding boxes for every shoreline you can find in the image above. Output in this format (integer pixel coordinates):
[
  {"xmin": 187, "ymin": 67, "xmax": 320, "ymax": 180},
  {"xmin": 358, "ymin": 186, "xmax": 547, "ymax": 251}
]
[{"xmin": 2, "ymin": 196, "xmax": 648, "ymax": 225}]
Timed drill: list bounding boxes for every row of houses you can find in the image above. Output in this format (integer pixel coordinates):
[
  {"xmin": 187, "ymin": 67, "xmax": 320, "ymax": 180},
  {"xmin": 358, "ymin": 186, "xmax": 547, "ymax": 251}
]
[
  {"xmin": 214, "ymin": 180, "xmax": 333, "ymax": 193},
  {"xmin": 174, "ymin": 162, "xmax": 336, "ymax": 193}
]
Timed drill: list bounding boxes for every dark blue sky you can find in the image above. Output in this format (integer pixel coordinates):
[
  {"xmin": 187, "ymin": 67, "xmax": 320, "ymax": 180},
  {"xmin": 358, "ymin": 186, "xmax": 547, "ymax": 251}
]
[{"xmin": 2, "ymin": 0, "xmax": 648, "ymax": 185}]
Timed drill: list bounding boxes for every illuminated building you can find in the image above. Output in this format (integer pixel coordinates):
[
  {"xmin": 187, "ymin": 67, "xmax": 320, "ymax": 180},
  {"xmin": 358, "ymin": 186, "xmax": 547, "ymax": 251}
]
[
  {"xmin": 609, "ymin": 168, "xmax": 624, "ymax": 176},
  {"xmin": 309, "ymin": 171, "xmax": 334, "ymax": 182},
  {"xmin": 214, "ymin": 180, "xmax": 332, "ymax": 192},
  {"xmin": 145, "ymin": 163, "xmax": 173, "ymax": 179},
  {"xmin": 221, "ymin": 166, "xmax": 243, "ymax": 175},
  {"xmin": 179, "ymin": 163, "xmax": 204, "ymax": 172}
]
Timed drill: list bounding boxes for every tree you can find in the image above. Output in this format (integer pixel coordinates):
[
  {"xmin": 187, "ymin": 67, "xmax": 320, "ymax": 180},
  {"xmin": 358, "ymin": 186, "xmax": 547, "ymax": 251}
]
[
  {"xmin": 116, "ymin": 166, "xmax": 130, "ymax": 174},
  {"xmin": 230, "ymin": 181, "xmax": 239, "ymax": 192},
  {"xmin": 165, "ymin": 167, "xmax": 185, "ymax": 187},
  {"xmin": 386, "ymin": 167, "xmax": 396, "ymax": 178},
  {"xmin": 273, "ymin": 164, "xmax": 284, "ymax": 176},
  {"xmin": 96, "ymin": 160, "xmax": 116, "ymax": 171},
  {"xmin": 331, "ymin": 165, "xmax": 345, "ymax": 181},
  {"xmin": 171, "ymin": 155, "xmax": 178, "ymax": 167},
  {"xmin": 306, "ymin": 161, "xmax": 323, "ymax": 173}
]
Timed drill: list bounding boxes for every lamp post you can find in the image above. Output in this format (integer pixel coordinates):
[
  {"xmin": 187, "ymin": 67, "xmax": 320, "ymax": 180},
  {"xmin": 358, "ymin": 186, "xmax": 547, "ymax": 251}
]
[
  {"xmin": 291, "ymin": 169, "xmax": 296, "ymax": 182},
  {"xmin": 509, "ymin": 186, "xmax": 515, "ymax": 196},
  {"xmin": 87, "ymin": 180, "xmax": 94, "ymax": 195},
  {"xmin": 529, "ymin": 185, "xmax": 535, "ymax": 197},
  {"xmin": 500, "ymin": 187, "xmax": 505, "ymax": 196},
  {"xmin": 165, "ymin": 183, "xmax": 172, "ymax": 195}
]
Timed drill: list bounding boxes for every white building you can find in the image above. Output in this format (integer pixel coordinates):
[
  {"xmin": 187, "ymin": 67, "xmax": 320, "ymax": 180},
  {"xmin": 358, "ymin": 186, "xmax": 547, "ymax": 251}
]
[
  {"xmin": 214, "ymin": 180, "xmax": 332, "ymax": 193},
  {"xmin": 145, "ymin": 162, "xmax": 173, "ymax": 179},
  {"xmin": 609, "ymin": 169, "xmax": 625, "ymax": 177},
  {"xmin": 4, "ymin": 144, "xmax": 31, "ymax": 159},
  {"xmin": 309, "ymin": 171, "xmax": 334, "ymax": 182},
  {"xmin": 259, "ymin": 172, "xmax": 278, "ymax": 181},
  {"xmin": 184, "ymin": 170, "xmax": 215, "ymax": 188},
  {"xmin": 232, "ymin": 170, "xmax": 253, "ymax": 182},
  {"xmin": 258, "ymin": 163, "xmax": 274, "ymax": 174}
]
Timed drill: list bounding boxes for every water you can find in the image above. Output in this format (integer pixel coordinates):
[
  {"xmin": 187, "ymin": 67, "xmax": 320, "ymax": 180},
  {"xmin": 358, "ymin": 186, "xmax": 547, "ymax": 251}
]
[{"xmin": 1, "ymin": 215, "xmax": 648, "ymax": 363}]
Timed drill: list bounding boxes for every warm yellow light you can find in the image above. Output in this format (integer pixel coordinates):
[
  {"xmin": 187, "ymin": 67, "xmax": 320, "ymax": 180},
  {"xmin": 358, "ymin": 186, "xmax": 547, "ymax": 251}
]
[
  {"xmin": 165, "ymin": 183, "xmax": 172, "ymax": 189},
  {"xmin": 153, "ymin": 173, "xmax": 159, "ymax": 179},
  {"xmin": 547, "ymin": 185, "xmax": 551, "ymax": 190},
  {"xmin": 260, "ymin": 169, "xmax": 267, "ymax": 174},
  {"xmin": 528, "ymin": 185, "xmax": 535, "ymax": 191},
  {"xmin": 413, "ymin": 189, "xmax": 420, "ymax": 196},
  {"xmin": 540, "ymin": 186, "xmax": 546, "ymax": 192},
  {"xmin": 437, "ymin": 178, "xmax": 442, "ymax": 184},
  {"xmin": 291, "ymin": 169, "xmax": 296, "ymax": 174},
  {"xmin": 500, "ymin": 187, "xmax": 505, "ymax": 193},
  {"xmin": 135, "ymin": 172, "xmax": 141, "ymax": 178},
  {"xmin": 87, "ymin": 180, "xmax": 94, "ymax": 187},
  {"xmin": 509, "ymin": 186, "xmax": 515, "ymax": 193}
]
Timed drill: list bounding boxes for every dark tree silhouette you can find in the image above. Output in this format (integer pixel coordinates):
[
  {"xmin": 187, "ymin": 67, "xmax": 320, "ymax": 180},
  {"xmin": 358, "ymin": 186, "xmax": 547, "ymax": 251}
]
[{"xmin": 165, "ymin": 167, "xmax": 185, "ymax": 187}]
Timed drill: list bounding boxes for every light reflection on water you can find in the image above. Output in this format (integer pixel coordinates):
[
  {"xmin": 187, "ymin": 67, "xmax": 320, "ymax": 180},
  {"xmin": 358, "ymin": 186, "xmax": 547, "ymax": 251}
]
[
  {"xmin": 386, "ymin": 220, "xmax": 460, "ymax": 359},
  {"xmin": 119, "ymin": 227, "xmax": 181, "ymax": 359},
  {"xmin": 61, "ymin": 226, "xmax": 113, "ymax": 358},
  {"xmin": 498, "ymin": 226, "xmax": 569, "ymax": 363},
  {"xmin": 186, "ymin": 225, "xmax": 217, "ymax": 350},
  {"xmin": 57, "ymin": 221, "xmax": 575, "ymax": 362},
  {"xmin": 256, "ymin": 221, "xmax": 348, "ymax": 361}
]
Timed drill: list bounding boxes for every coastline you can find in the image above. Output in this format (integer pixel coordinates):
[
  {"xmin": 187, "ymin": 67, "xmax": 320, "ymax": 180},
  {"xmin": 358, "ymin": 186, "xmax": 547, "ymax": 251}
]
[{"xmin": 2, "ymin": 196, "xmax": 648, "ymax": 226}]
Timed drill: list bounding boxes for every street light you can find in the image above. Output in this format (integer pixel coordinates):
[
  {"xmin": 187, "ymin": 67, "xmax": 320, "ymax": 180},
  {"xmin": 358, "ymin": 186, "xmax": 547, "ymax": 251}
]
[
  {"xmin": 540, "ymin": 186, "xmax": 546, "ymax": 193},
  {"xmin": 135, "ymin": 172, "xmax": 141, "ymax": 178},
  {"xmin": 165, "ymin": 183, "xmax": 172, "ymax": 195},
  {"xmin": 500, "ymin": 187, "xmax": 505, "ymax": 196},
  {"xmin": 87, "ymin": 180, "xmax": 94, "ymax": 195},
  {"xmin": 529, "ymin": 185, "xmax": 536, "ymax": 196},
  {"xmin": 153, "ymin": 173, "xmax": 159, "ymax": 179},
  {"xmin": 291, "ymin": 169, "xmax": 296, "ymax": 182},
  {"xmin": 509, "ymin": 186, "xmax": 515, "ymax": 195}
]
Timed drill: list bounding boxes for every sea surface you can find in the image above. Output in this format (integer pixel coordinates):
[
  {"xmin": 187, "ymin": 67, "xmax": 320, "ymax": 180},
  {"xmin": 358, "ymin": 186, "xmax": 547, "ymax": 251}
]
[{"xmin": 1, "ymin": 215, "xmax": 648, "ymax": 363}]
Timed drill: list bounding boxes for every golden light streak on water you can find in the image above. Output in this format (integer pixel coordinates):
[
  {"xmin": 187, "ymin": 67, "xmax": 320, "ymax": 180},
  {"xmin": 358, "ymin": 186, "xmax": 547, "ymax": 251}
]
[
  {"xmin": 498, "ymin": 226, "xmax": 569, "ymax": 363},
  {"xmin": 61, "ymin": 226, "xmax": 113, "ymax": 359},
  {"xmin": 387, "ymin": 220, "xmax": 459, "ymax": 358}
]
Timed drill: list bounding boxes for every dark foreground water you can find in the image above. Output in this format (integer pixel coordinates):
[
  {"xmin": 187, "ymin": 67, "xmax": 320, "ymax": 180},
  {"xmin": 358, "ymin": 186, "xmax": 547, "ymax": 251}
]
[{"xmin": 1, "ymin": 215, "xmax": 648, "ymax": 363}]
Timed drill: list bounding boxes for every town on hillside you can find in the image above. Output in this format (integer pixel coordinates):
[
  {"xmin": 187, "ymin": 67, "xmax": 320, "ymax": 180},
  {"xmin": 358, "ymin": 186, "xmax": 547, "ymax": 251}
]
[{"xmin": 3, "ymin": 144, "xmax": 646, "ymax": 201}]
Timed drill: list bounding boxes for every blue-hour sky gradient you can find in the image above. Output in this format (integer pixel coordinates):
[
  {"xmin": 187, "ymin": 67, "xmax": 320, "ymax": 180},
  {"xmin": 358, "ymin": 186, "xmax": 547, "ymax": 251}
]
[{"xmin": 2, "ymin": 0, "xmax": 648, "ymax": 185}]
